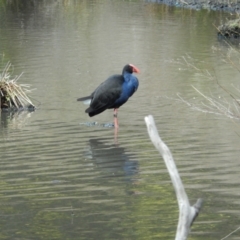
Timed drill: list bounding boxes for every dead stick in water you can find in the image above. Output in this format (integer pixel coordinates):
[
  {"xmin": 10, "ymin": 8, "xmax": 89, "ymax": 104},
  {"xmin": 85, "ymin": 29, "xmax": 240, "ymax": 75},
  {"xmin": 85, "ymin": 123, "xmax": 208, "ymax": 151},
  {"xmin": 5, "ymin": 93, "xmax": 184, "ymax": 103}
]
[{"xmin": 144, "ymin": 115, "xmax": 203, "ymax": 240}]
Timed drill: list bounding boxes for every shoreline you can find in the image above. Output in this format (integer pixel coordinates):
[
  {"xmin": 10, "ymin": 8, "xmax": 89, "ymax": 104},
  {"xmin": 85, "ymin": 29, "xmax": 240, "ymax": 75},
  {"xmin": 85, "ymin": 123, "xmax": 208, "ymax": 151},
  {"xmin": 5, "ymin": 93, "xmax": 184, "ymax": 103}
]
[{"xmin": 148, "ymin": 0, "xmax": 240, "ymax": 13}]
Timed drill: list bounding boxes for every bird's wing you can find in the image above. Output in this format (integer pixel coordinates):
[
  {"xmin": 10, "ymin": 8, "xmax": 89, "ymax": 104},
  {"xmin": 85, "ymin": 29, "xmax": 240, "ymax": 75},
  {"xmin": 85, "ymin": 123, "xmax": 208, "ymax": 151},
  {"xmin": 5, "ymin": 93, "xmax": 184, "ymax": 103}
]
[{"xmin": 86, "ymin": 75, "xmax": 124, "ymax": 114}]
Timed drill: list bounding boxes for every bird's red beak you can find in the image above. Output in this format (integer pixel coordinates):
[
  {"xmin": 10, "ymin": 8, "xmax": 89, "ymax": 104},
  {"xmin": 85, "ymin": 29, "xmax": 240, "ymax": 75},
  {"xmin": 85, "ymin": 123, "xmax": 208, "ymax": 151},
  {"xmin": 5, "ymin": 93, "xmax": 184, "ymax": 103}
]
[{"xmin": 129, "ymin": 64, "xmax": 140, "ymax": 73}]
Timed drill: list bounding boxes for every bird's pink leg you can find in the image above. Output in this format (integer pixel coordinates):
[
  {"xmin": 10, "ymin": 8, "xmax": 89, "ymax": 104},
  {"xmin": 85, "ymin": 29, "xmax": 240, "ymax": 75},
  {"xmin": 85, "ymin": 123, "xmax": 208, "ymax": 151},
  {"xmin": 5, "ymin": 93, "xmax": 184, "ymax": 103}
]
[
  {"xmin": 113, "ymin": 108, "xmax": 119, "ymax": 128},
  {"xmin": 114, "ymin": 126, "xmax": 118, "ymax": 143}
]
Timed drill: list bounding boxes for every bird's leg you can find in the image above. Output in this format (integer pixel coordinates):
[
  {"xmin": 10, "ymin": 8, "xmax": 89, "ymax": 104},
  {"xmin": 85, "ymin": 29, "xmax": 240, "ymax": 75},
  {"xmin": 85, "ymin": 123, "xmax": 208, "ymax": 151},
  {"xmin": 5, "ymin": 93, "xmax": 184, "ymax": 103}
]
[
  {"xmin": 114, "ymin": 126, "xmax": 118, "ymax": 143},
  {"xmin": 113, "ymin": 108, "xmax": 118, "ymax": 118},
  {"xmin": 113, "ymin": 108, "xmax": 119, "ymax": 128}
]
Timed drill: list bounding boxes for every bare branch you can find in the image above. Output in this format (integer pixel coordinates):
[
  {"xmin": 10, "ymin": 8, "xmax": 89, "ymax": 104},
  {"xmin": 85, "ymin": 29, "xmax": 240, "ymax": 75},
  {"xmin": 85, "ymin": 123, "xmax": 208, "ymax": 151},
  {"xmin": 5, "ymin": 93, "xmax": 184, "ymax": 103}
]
[{"xmin": 144, "ymin": 115, "xmax": 202, "ymax": 240}]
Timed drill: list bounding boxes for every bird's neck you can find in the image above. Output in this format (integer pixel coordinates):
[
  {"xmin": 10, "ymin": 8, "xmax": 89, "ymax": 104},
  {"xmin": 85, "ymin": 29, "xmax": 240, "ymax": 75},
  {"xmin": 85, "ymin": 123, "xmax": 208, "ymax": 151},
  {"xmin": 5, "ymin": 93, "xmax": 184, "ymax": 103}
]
[{"xmin": 123, "ymin": 72, "xmax": 133, "ymax": 82}]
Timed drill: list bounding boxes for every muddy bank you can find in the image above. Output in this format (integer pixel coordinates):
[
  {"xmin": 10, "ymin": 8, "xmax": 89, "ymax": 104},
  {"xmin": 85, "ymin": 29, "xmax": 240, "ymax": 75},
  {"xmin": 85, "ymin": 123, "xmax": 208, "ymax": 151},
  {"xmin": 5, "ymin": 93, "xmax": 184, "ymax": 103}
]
[
  {"xmin": 148, "ymin": 0, "xmax": 240, "ymax": 12},
  {"xmin": 217, "ymin": 18, "xmax": 240, "ymax": 38}
]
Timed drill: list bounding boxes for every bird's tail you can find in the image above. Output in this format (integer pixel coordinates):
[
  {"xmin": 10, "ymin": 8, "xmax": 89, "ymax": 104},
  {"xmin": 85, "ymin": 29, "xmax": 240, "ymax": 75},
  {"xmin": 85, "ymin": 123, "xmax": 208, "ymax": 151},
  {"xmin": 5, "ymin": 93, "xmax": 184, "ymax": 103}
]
[
  {"xmin": 77, "ymin": 96, "xmax": 92, "ymax": 105},
  {"xmin": 77, "ymin": 96, "xmax": 91, "ymax": 101}
]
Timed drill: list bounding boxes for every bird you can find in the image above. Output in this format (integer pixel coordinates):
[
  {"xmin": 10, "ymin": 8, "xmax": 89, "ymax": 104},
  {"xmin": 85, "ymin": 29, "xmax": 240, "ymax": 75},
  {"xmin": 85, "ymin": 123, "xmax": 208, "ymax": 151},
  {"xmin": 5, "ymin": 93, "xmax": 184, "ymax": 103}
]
[{"xmin": 77, "ymin": 64, "xmax": 140, "ymax": 128}]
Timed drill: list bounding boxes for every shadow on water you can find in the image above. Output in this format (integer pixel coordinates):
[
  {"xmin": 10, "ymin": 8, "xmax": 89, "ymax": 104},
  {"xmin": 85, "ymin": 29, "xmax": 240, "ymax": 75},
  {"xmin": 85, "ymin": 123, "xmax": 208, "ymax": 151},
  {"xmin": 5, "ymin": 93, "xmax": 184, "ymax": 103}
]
[{"xmin": 84, "ymin": 138, "xmax": 139, "ymax": 179}]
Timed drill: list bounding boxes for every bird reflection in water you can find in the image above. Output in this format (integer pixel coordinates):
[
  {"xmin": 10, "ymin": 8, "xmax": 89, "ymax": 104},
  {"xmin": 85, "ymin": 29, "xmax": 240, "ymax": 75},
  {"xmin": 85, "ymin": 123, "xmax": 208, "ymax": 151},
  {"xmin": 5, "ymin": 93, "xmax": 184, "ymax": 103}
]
[{"xmin": 84, "ymin": 139, "xmax": 139, "ymax": 178}]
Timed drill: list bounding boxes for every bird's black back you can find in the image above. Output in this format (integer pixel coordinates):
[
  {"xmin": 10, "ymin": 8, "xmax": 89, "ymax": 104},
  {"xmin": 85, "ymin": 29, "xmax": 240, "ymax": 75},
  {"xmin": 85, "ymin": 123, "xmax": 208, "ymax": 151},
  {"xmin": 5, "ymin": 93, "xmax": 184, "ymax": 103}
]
[{"xmin": 85, "ymin": 74, "xmax": 124, "ymax": 117}]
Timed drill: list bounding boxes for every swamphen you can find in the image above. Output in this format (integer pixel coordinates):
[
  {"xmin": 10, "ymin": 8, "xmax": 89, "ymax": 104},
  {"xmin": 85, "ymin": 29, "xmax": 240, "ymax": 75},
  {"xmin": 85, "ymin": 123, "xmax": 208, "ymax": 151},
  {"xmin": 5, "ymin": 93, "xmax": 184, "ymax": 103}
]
[{"xmin": 77, "ymin": 64, "xmax": 140, "ymax": 128}]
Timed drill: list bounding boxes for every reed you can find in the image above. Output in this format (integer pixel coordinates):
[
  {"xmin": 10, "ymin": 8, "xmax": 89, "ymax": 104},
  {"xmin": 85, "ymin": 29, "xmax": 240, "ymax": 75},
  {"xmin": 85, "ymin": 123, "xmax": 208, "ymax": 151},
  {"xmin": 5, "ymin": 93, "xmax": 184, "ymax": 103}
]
[
  {"xmin": 0, "ymin": 62, "xmax": 35, "ymax": 111},
  {"xmin": 165, "ymin": 51, "xmax": 240, "ymax": 120}
]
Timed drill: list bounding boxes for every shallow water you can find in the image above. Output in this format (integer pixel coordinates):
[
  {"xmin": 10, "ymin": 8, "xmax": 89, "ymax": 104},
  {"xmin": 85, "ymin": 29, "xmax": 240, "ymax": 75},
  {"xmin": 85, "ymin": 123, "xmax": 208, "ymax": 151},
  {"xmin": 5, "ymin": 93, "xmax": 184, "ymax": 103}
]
[{"xmin": 0, "ymin": 1, "xmax": 240, "ymax": 239}]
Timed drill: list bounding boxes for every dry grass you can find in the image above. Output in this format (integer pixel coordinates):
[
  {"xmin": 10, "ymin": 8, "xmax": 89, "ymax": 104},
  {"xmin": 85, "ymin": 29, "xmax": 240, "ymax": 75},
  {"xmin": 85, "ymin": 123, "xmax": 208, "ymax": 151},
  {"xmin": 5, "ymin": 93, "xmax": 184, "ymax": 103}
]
[
  {"xmin": 0, "ymin": 62, "xmax": 35, "ymax": 111},
  {"xmin": 166, "ymin": 49, "xmax": 240, "ymax": 120},
  {"xmin": 218, "ymin": 18, "xmax": 240, "ymax": 38}
]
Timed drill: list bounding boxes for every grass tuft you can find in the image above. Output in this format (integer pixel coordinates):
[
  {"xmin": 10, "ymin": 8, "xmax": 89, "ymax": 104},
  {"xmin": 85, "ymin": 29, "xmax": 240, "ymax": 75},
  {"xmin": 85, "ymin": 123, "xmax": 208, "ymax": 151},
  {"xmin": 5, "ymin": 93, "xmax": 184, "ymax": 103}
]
[{"xmin": 0, "ymin": 62, "xmax": 35, "ymax": 111}]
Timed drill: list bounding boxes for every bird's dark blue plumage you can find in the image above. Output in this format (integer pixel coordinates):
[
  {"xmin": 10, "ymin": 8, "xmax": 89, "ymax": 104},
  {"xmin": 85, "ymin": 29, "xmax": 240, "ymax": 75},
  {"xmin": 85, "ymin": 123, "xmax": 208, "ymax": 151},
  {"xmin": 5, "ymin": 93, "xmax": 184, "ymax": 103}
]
[
  {"xmin": 112, "ymin": 71, "xmax": 139, "ymax": 108},
  {"xmin": 77, "ymin": 64, "xmax": 140, "ymax": 119}
]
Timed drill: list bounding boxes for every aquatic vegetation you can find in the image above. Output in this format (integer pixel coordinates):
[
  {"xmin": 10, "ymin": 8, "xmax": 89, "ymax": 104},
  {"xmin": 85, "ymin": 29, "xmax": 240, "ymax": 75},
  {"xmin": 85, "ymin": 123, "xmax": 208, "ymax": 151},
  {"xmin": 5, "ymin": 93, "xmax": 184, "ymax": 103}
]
[
  {"xmin": 218, "ymin": 18, "xmax": 240, "ymax": 38},
  {"xmin": 0, "ymin": 62, "xmax": 35, "ymax": 111}
]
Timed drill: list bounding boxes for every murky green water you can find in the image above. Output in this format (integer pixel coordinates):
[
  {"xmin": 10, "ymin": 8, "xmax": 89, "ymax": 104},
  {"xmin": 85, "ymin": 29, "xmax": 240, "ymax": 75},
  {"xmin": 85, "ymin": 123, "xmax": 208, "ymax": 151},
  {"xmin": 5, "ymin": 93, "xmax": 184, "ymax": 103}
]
[{"xmin": 0, "ymin": 0, "xmax": 240, "ymax": 239}]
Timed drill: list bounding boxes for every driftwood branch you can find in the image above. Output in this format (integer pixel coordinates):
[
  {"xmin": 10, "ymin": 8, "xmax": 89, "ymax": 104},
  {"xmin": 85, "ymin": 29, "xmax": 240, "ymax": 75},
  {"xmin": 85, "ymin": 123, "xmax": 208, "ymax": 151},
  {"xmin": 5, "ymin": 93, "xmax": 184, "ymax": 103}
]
[{"xmin": 144, "ymin": 115, "xmax": 203, "ymax": 240}]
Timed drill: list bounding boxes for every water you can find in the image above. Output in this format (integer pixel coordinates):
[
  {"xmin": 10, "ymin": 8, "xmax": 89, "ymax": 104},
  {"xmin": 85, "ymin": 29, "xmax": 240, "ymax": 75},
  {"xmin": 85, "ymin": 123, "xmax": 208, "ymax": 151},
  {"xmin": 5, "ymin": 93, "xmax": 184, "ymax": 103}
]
[{"xmin": 0, "ymin": 0, "xmax": 240, "ymax": 239}]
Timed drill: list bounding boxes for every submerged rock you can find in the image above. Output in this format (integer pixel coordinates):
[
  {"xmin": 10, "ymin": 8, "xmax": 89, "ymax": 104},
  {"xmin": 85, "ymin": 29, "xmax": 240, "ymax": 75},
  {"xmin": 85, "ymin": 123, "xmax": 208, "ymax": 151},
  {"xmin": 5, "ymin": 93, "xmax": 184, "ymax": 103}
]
[
  {"xmin": 79, "ymin": 122, "xmax": 115, "ymax": 128},
  {"xmin": 101, "ymin": 123, "xmax": 115, "ymax": 128},
  {"xmin": 79, "ymin": 121, "xmax": 98, "ymax": 127}
]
